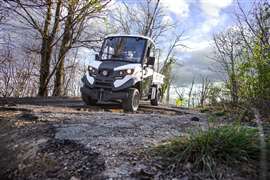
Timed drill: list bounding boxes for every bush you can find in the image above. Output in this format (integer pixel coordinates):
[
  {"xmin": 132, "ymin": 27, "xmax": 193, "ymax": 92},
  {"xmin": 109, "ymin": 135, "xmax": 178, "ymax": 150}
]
[
  {"xmin": 155, "ymin": 125, "xmax": 263, "ymax": 176},
  {"xmin": 213, "ymin": 111, "xmax": 226, "ymax": 117}
]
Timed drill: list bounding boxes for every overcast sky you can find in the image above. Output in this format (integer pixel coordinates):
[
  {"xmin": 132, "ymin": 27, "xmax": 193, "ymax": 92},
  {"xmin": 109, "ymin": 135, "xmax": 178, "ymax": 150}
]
[{"xmin": 155, "ymin": 0, "xmax": 254, "ymax": 86}]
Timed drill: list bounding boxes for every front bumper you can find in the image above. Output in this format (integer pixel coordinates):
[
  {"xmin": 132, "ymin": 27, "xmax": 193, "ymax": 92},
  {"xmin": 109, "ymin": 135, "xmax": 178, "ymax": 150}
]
[
  {"xmin": 80, "ymin": 86, "xmax": 128, "ymax": 101},
  {"xmin": 81, "ymin": 74, "xmax": 135, "ymax": 91}
]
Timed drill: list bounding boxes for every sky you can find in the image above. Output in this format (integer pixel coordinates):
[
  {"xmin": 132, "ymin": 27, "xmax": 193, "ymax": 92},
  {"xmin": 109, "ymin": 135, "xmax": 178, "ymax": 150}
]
[{"xmin": 155, "ymin": 0, "xmax": 247, "ymax": 86}]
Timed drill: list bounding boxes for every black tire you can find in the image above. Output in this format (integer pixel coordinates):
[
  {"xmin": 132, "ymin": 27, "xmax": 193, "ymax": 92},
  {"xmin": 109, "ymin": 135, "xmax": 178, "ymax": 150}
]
[
  {"xmin": 82, "ymin": 95, "xmax": 97, "ymax": 106},
  {"xmin": 122, "ymin": 88, "xmax": 140, "ymax": 112},
  {"xmin": 151, "ymin": 88, "xmax": 160, "ymax": 106}
]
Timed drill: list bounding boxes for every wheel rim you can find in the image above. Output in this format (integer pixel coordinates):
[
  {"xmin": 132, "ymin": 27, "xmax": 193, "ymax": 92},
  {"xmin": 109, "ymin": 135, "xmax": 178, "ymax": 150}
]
[{"xmin": 132, "ymin": 91, "xmax": 140, "ymax": 110}]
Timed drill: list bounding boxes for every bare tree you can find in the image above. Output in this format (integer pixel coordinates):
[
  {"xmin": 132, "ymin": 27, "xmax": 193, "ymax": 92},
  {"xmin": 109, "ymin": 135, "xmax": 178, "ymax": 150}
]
[
  {"xmin": 175, "ymin": 86, "xmax": 185, "ymax": 101},
  {"xmin": 4, "ymin": 0, "xmax": 63, "ymax": 96},
  {"xmin": 213, "ymin": 28, "xmax": 242, "ymax": 105},
  {"xmin": 53, "ymin": 0, "xmax": 111, "ymax": 96},
  {"xmin": 0, "ymin": 36, "xmax": 39, "ymax": 97},
  {"xmin": 110, "ymin": 0, "xmax": 174, "ymax": 42},
  {"xmin": 160, "ymin": 33, "xmax": 185, "ymax": 102},
  {"xmin": 187, "ymin": 78, "xmax": 195, "ymax": 108},
  {"xmin": 199, "ymin": 76, "xmax": 211, "ymax": 107},
  {"xmin": 4, "ymin": 0, "xmax": 111, "ymax": 97}
]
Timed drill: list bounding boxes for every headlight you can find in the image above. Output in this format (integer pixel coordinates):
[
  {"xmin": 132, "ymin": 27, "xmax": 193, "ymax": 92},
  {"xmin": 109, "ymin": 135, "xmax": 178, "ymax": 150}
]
[
  {"xmin": 115, "ymin": 69, "xmax": 134, "ymax": 77},
  {"xmin": 88, "ymin": 66, "xmax": 97, "ymax": 76}
]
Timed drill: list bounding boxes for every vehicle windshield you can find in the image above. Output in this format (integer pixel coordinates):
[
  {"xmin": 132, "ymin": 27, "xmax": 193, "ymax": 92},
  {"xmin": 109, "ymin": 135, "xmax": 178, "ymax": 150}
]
[{"xmin": 100, "ymin": 37, "xmax": 146, "ymax": 63}]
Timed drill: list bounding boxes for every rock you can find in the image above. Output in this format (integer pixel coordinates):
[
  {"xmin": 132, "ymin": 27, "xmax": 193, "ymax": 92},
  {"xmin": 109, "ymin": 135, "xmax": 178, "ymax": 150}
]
[
  {"xmin": 19, "ymin": 113, "xmax": 39, "ymax": 121},
  {"xmin": 190, "ymin": 117, "xmax": 199, "ymax": 121},
  {"xmin": 131, "ymin": 164, "xmax": 156, "ymax": 179}
]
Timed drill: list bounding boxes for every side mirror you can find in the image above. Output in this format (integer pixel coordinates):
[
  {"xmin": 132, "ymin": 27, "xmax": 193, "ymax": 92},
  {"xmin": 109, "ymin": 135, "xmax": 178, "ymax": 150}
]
[
  {"xmin": 95, "ymin": 54, "xmax": 99, "ymax": 61},
  {"xmin": 147, "ymin": 57, "xmax": 155, "ymax": 66}
]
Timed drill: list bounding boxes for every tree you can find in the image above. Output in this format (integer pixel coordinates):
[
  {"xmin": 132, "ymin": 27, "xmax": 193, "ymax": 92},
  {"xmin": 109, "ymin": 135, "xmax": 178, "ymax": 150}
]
[
  {"xmin": 110, "ymin": 0, "xmax": 173, "ymax": 42},
  {"xmin": 4, "ymin": 0, "xmax": 111, "ymax": 96},
  {"xmin": 233, "ymin": 0, "xmax": 270, "ymax": 116},
  {"xmin": 199, "ymin": 76, "xmax": 211, "ymax": 107},
  {"xmin": 160, "ymin": 33, "xmax": 185, "ymax": 102},
  {"xmin": 236, "ymin": 1, "xmax": 270, "ymax": 100},
  {"xmin": 53, "ymin": 0, "xmax": 111, "ymax": 96},
  {"xmin": 174, "ymin": 86, "xmax": 185, "ymax": 106},
  {"xmin": 207, "ymin": 84, "xmax": 221, "ymax": 106},
  {"xmin": 0, "ymin": 35, "xmax": 39, "ymax": 97},
  {"xmin": 5, "ymin": 0, "xmax": 63, "ymax": 96},
  {"xmin": 160, "ymin": 57, "xmax": 174, "ymax": 103},
  {"xmin": 213, "ymin": 28, "xmax": 242, "ymax": 105},
  {"xmin": 187, "ymin": 78, "xmax": 195, "ymax": 108}
]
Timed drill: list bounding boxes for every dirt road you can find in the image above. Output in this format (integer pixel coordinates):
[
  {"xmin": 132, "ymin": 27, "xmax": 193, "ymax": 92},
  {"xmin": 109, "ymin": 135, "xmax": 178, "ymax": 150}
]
[{"xmin": 0, "ymin": 98, "xmax": 207, "ymax": 179}]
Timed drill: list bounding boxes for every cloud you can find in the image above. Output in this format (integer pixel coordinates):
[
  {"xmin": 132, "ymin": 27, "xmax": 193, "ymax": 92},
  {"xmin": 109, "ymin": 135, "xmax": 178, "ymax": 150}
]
[
  {"xmin": 201, "ymin": 18, "xmax": 220, "ymax": 33},
  {"xmin": 199, "ymin": 0, "xmax": 233, "ymax": 33},
  {"xmin": 172, "ymin": 44, "xmax": 223, "ymax": 86},
  {"xmin": 161, "ymin": 15, "xmax": 174, "ymax": 25},
  {"xmin": 178, "ymin": 38, "xmax": 211, "ymax": 53},
  {"xmin": 200, "ymin": 0, "xmax": 233, "ymax": 17},
  {"xmin": 160, "ymin": 0, "xmax": 190, "ymax": 18}
]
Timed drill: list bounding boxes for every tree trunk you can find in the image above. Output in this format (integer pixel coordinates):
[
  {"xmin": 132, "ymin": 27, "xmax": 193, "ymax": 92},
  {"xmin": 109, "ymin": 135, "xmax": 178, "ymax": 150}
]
[
  {"xmin": 230, "ymin": 50, "xmax": 238, "ymax": 105},
  {"xmin": 38, "ymin": 1, "xmax": 52, "ymax": 96},
  {"xmin": 188, "ymin": 78, "xmax": 194, "ymax": 108},
  {"xmin": 53, "ymin": 1, "xmax": 73, "ymax": 96},
  {"xmin": 166, "ymin": 82, "xmax": 170, "ymax": 104},
  {"xmin": 231, "ymin": 75, "xmax": 238, "ymax": 105},
  {"xmin": 53, "ymin": 56, "xmax": 65, "ymax": 96},
  {"xmin": 38, "ymin": 0, "xmax": 62, "ymax": 96}
]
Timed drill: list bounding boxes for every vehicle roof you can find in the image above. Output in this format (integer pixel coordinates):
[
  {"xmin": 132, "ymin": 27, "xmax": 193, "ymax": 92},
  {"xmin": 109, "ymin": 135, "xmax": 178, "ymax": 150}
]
[{"xmin": 105, "ymin": 34, "xmax": 155, "ymax": 46}]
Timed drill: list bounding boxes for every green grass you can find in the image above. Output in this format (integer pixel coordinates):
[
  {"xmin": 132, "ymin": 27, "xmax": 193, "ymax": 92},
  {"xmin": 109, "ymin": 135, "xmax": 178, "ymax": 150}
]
[
  {"xmin": 213, "ymin": 111, "xmax": 226, "ymax": 117},
  {"xmin": 155, "ymin": 125, "xmax": 263, "ymax": 176}
]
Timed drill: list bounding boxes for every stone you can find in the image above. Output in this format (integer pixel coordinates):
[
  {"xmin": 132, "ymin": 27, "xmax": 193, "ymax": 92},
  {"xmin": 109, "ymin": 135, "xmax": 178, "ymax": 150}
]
[{"xmin": 191, "ymin": 117, "xmax": 199, "ymax": 121}]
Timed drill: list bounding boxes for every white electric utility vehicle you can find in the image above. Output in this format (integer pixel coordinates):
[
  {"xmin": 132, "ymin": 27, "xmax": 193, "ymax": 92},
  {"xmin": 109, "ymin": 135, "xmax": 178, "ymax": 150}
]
[{"xmin": 81, "ymin": 35, "xmax": 164, "ymax": 112}]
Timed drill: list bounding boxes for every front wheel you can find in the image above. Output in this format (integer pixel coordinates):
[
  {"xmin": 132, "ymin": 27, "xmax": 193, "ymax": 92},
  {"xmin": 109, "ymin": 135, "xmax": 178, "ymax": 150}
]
[
  {"xmin": 122, "ymin": 88, "xmax": 140, "ymax": 112},
  {"xmin": 82, "ymin": 95, "xmax": 97, "ymax": 106}
]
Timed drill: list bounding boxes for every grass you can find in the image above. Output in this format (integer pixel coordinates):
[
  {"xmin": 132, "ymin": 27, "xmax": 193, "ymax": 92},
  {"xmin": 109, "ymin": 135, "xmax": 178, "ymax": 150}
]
[{"xmin": 154, "ymin": 125, "xmax": 264, "ymax": 177}]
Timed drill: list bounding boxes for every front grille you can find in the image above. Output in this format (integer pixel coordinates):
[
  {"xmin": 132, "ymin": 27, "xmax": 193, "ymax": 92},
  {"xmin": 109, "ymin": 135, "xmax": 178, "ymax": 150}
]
[{"xmin": 95, "ymin": 79, "xmax": 113, "ymax": 89}]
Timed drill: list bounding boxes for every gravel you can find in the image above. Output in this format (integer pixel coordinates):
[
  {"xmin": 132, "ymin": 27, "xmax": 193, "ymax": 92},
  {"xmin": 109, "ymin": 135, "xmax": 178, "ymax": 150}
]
[{"xmin": 0, "ymin": 102, "xmax": 208, "ymax": 179}]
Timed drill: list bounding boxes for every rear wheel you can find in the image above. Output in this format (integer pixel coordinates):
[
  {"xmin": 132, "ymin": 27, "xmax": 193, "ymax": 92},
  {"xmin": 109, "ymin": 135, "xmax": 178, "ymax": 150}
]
[
  {"xmin": 122, "ymin": 88, "xmax": 140, "ymax": 112},
  {"xmin": 82, "ymin": 95, "xmax": 97, "ymax": 106},
  {"xmin": 151, "ymin": 88, "xmax": 161, "ymax": 106}
]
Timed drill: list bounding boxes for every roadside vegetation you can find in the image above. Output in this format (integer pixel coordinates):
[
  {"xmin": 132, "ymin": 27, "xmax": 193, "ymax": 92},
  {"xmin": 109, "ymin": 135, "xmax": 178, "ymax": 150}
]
[{"xmin": 153, "ymin": 125, "xmax": 269, "ymax": 178}]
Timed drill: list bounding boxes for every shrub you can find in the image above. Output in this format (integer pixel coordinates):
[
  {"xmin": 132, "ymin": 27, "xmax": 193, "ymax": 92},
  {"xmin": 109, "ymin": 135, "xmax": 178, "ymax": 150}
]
[{"xmin": 155, "ymin": 125, "xmax": 263, "ymax": 176}]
